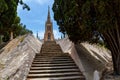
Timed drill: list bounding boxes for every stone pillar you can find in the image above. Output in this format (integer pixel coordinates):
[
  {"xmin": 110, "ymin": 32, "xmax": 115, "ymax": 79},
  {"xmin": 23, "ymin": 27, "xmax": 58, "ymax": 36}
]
[{"xmin": 10, "ymin": 31, "xmax": 13, "ymax": 40}]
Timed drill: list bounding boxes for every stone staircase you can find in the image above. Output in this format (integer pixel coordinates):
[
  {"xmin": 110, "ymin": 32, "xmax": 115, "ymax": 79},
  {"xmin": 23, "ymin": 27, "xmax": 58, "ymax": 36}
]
[{"xmin": 27, "ymin": 41, "xmax": 85, "ymax": 80}]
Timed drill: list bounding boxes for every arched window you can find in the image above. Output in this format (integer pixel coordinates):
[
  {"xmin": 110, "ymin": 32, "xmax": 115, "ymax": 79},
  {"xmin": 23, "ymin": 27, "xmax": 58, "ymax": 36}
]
[{"xmin": 48, "ymin": 33, "xmax": 51, "ymax": 41}]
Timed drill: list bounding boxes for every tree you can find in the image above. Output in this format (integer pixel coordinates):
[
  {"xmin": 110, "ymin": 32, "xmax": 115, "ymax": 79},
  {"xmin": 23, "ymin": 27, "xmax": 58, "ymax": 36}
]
[
  {"xmin": 18, "ymin": 24, "xmax": 33, "ymax": 35},
  {"xmin": 0, "ymin": 0, "xmax": 30, "ymax": 42},
  {"xmin": 53, "ymin": 0, "xmax": 120, "ymax": 75}
]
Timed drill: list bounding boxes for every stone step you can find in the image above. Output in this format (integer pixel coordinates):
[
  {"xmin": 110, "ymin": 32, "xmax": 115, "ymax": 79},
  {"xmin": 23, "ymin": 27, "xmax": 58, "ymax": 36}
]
[
  {"xmin": 41, "ymin": 48, "xmax": 61, "ymax": 50},
  {"xmin": 42, "ymin": 47, "xmax": 61, "ymax": 49},
  {"xmin": 43, "ymin": 42, "xmax": 57, "ymax": 44},
  {"xmin": 38, "ymin": 55, "xmax": 66, "ymax": 57},
  {"xmin": 33, "ymin": 59, "xmax": 73, "ymax": 62},
  {"xmin": 27, "ymin": 72, "xmax": 81, "ymax": 78},
  {"xmin": 42, "ymin": 45, "xmax": 60, "ymax": 47},
  {"xmin": 35, "ymin": 56, "xmax": 71, "ymax": 59},
  {"xmin": 27, "ymin": 76, "xmax": 85, "ymax": 80},
  {"xmin": 36, "ymin": 54, "xmax": 69, "ymax": 57},
  {"xmin": 29, "ymin": 68, "xmax": 80, "ymax": 74},
  {"xmin": 41, "ymin": 51, "xmax": 62, "ymax": 53},
  {"xmin": 30, "ymin": 66, "xmax": 78, "ymax": 70},
  {"xmin": 32, "ymin": 61, "xmax": 74, "ymax": 64},
  {"xmin": 41, "ymin": 52, "xmax": 62, "ymax": 54},
  {"xmin": 41, "ymin": 46, "xmax": 60, "ymax": 48},
  {"xmin": 31, "ymin": 63, "xmax": 76, "ymax": 67},
  {"xmin": 41, "ymin": 47, "xmax": 61, "ymax": 48},
  {"xmin": 34, "ymin": 58, "xmax": 71, "ymax": 60},
  {"xmin": 41, "ymin": 50, "xmax": 62, "ymax": 52},
  {"xmin": 42, "ymin": 47, "xmax": 60, "ymax": 48},
  {"xmin": 41, "ymin": 47, "xmax": 61, "ymax": 49},
  {"xmin": 34, "ymin": 58, "xmax": 72, "ymax": 60},
  {"xmin": 33, "ymin": 60, "xmax": 73, "ymax": 63},
  {"xmin": 38, "ymin": 53, "xmax": 69, "ymax": 56},
  {"xmin": 41, "ymin": 52, "xmax": 62, "ymax": 53},
  {"xmin": 41, "ymin": 48, "xmax": 60, "ymax": 50},
  {"xmin": 27, "ymin": 42, "xmax": 85, "ymax": 80}
]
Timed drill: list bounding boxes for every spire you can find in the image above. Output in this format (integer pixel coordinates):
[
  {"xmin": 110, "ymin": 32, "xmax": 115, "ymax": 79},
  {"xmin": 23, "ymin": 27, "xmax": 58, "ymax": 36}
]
[
  {"xmin": 47, "ymin": 6, "xmax": 51, "ymax": 22},
  {"xmin": 37, "ymin": 31, "xmax": 39, "ymax": 38},
  {"xmin": 44, "ymin": 5, "xmax": 54, "ymax": 41}
]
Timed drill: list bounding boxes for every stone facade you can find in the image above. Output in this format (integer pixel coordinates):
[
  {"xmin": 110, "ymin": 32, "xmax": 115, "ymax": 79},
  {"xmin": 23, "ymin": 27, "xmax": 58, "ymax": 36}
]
[{"xmin": 44, "ymin": 6, "xmax": 54, "ymax": 41}]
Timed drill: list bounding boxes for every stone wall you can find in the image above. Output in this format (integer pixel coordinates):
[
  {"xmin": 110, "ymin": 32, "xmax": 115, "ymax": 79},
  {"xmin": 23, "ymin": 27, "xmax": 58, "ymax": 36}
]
[
  {"xmin": 56, "ymin": 37, "xmax": 112, "ymax": 80},
  {"xmin": 0, "ymin": 34, "xmax": 42, "ymax": 80}
]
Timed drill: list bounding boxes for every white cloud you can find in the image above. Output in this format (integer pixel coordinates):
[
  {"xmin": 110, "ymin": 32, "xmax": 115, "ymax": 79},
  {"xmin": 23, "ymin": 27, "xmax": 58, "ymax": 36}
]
[
  {"xmin": 53, "ymin": 30, "xmax": 61, "ymax": 39},
  {"xmin": 38, "ymin": 31, "xmax": 45, "ymax": 39},
  {"xmin": 33, "ymin": 31, "xmax": 44, "ymax": 39}
]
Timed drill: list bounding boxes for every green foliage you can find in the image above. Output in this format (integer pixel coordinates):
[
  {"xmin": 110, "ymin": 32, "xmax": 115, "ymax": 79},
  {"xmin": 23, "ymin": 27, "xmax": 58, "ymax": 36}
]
[
  {"xmin": 19, "ymin": 0, "xmax": 30, "ymax": 11},
  {"xmin": 0, "ymin": 0, "xmax": 32, "ymax": 42},
  {"xmin": 53, "ymin": 0, "xmax": 120, "ymax": 75},
  {"xmin": 0, "ymin": 0, "xmax": 8, "ymax": 13}
]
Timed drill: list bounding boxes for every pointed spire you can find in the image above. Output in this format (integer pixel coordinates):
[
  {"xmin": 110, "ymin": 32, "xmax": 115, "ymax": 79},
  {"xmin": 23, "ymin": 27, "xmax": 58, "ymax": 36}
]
[
  {"xmin": 47, "ymin": 6, "xmax": 51, "ymax": 22},
  {"xmin": 37, "ymin": 31, "xmax": 39, "ymax": 38}
]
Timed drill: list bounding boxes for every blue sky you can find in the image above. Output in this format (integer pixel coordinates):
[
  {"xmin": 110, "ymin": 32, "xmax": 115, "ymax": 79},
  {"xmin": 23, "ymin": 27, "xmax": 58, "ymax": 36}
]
[{"xmin": 17, "ymin": 0, "xmax": 62, "ymax": 39}]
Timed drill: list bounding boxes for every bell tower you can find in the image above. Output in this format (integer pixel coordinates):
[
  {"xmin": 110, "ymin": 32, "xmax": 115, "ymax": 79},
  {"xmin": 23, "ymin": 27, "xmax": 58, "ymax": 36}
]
[{"xmin": 44, "ymin": 6, "xmax": 54, "ymax": 41}]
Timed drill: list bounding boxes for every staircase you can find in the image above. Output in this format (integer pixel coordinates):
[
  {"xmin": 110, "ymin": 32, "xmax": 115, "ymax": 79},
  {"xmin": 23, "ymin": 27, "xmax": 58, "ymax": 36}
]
[{"xmin": 27, "ymin": 41, "xmax": 85, "ymax": 80}]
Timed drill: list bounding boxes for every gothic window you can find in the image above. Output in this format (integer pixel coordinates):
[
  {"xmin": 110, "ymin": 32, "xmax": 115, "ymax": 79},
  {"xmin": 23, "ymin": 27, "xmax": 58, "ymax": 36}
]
[{"xmin": 48, "ymin": 33, "xmax": 51, "ymax": 41}]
